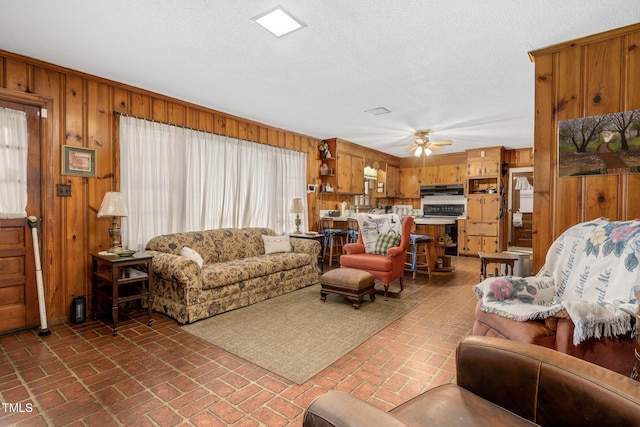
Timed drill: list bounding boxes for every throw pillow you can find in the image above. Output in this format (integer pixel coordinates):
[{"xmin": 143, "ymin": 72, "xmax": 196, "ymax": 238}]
[
  {"xmin": 373, "ymin": 233, "xmax": 401, "ymax": 255},
  {"xmin": 357, "ymin": 213, "xmax": 403, "ymax": 254},
  {"xmin": 262, "ymin": 235, "xmax": 292, "ymax": 254},
  {"xmin": 180, "ymin": 246, "xmax": 204, "ymax": 268}
]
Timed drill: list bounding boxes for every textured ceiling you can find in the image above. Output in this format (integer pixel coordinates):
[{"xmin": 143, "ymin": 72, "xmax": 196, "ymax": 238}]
[{"xmin": 1, "ymin": 1, "xmax": 639, "ymax": 157}]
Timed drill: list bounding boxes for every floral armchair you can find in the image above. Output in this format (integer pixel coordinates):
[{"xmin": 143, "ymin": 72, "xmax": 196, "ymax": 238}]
[
  {"xmin": 340, "ymin": 214, "xmax": 413, "ymax": 299},
  {"xmin": 473, "ymin": 218, "xmax": 640, "ymax": 375}
]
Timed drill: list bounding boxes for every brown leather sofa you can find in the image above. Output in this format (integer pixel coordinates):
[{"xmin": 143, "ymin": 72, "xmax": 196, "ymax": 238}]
[{"xmin": 303, "ymin": 336, "xmax": 640, "ymax": 427}]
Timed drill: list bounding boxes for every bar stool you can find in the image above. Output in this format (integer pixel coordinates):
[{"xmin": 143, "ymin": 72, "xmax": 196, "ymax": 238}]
[
  {"xmin": 346, "ymin": 217, "xmax": 359, "ymax": 244},
  {"xmin": 320, "ymin": 218, "xmax": 346, "ymax": 267},
  {"xmin": 405, "ymin": 223, "xmax": 433, "ymax": 279}
]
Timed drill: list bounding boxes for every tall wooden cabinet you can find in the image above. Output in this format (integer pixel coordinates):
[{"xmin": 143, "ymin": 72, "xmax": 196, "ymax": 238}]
[{"xmin": 461, "ymin": 147, "xmax": 505, "ymax": 255}]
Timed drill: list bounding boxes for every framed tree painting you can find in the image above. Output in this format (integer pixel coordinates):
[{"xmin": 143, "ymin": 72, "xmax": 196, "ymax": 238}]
[{"xmin": 558, "ymin": 109, "xmax": 640, "ymax": 177}]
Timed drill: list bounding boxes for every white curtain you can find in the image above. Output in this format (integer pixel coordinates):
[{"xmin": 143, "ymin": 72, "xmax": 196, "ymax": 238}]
[
  {"xmin": 0, "ymin": 107, "xmax": 28, "ymax": 219},
  {"xmin": 119, "ymin": 116, "xmax": 307, "ymax": 250}
]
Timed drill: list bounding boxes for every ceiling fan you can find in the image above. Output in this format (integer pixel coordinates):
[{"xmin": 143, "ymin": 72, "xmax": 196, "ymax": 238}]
[{"xmin": 406, "ymin": 129, "xmax": 452, "ymax": 157}]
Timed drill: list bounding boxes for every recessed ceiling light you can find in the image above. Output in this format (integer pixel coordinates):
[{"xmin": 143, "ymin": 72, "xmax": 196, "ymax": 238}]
[
  {"xmin": 365, "ymin": 107, "xmax": 392, "ymax": 116},
  {"xmin": 252, "ymin": 6, "xmax": 306, "ymax": 38}
]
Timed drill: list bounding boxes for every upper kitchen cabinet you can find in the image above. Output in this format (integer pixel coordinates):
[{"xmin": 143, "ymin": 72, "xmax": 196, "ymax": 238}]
[
  {"xmin": 385, "ymin": 165, "xmax": 400, "ymax": 197},
  {"xmin": 321, "ymin": 138, "xmax": 366, "ymax": 195},
  {"xmin": 399, "ymin": 167, "xmax": 420, "ymax": 198},
  {"xmin": 420, "ymin": 163, "xmax": 467, "ymax": 185},
  {"xmin": 466, "ymin": 147, "xmax": 503, "ymax": 179},
  {"xmin": 336, "ymin": 151, "xmax": 364, "ymax": 194}
]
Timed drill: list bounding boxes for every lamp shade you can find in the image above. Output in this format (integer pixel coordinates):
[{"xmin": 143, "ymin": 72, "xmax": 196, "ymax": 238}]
[
  {"xmin": 290, "ymin": 197, "xmax": 304, "ymax": 214},
  {"xmin": 97, "ymin": 192, "xmax": 128, "ymax": 217}
]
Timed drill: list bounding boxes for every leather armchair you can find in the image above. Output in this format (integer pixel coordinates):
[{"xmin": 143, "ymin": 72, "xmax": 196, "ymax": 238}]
[
  {"xmin": 473, "ymin": 305, "xmax": 637, "ymax": 375},
  {"xmin": 340, "ymin": 216, "xmax": 413, "ymax": 299},
  {"xmin": 303, "ymin": 336, "xmax": 640, "ymax": 427}
]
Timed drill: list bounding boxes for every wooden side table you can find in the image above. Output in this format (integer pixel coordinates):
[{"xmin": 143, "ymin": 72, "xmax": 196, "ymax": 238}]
[
  {"xmin": 91, "ymin": 252, "xmax": 154, "ymax": 336},
  {"xmin": 478, "ymin": 251, "xmax": 519, "ymax": 280}
]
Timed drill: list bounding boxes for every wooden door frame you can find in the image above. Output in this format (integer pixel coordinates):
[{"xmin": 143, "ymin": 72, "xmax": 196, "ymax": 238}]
[
  {"xmin": 507, "ymin": 166, "xmax": 533, "ymax": 246},
  {"xmin": 0, "ymin": 88, "xmax": 54, "ymax": 325}
]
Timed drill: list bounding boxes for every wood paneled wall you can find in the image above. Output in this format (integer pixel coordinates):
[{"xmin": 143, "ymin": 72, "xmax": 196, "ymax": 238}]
[
  {"xmin": 0, "ymin": 50, "xmax": 323, "ymax": 324},
  {"xmin": 529, "ymin": 23, "xmax": 640, "ymax": 271}
]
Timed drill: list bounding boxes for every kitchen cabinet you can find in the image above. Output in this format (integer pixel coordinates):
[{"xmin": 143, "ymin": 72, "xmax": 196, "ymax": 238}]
[
  {"xmin": 385, "ymin": 165, "xmax": 400, "ymax": 197},
  {"xmin": 336, "ymin": 151, "xmax": 364, "ymax": 194},
  {"xmin": 467, "ymin": 149, "xmax": 501, "ymax": 178},
  {"xmin": 465, "ymin": 234, "xmax": 499, "ymax": 255},
  {"xmin": 465, "ymin": 146, "xmax": 504, "ymax": 255},
  {"xmin": 399, "ymin": 167, "xmax": 420, "ymax": 198},
  {"xmin": 420, "ymin": 163, "xmax": 466, "ymax": 185}
]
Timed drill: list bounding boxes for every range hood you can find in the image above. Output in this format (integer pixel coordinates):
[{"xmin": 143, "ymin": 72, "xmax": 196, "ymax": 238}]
[{"xmin": 420, "ymin": 184, "xmax": 465, "ymax": 196}]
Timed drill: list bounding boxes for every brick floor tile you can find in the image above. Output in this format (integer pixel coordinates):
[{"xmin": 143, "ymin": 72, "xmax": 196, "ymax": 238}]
[
  {"xmin": 209, "ymin": 400, "xmax": 245, "ymax": 424},
  {"xmin": 177, "ymin": 394, "xmax": 219, "ymax": 418},
  {"xmin": 252, "ymin": 406, "xmax": 288, "ymax": 427},
  {"xmin": 267, "ymin": 396, "xmax": 304, "ymax": 420},
  {"xmin": 149, "ymin": 405, "xmax": 184, "ymax": 426},
  {"xmin": 190, "ymin": 411, "xmax": 228, "ymax": 427}
]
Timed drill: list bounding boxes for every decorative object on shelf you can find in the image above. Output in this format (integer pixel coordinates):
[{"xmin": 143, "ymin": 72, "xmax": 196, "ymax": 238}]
[
  {"xmin": 290, "ymin": 197, "xmax": 304, "ymax": 234},
  {"xmin": 437, "ymin": 234, "xmax": 452, "ymax": 245},
  {"xmin": 318, "ymin": 141, "xmax": 331, "ymax": 158},
  {"xmin": 62, "ymin": 145, "xmax": 96, "ymax": 177},
  {"xmin": 97, "ymin": 191, "xmax": 129, "ymax": 253},
  {"xmin": 320, "ymin": 163, "xmax": 329, "ymax": 175}
]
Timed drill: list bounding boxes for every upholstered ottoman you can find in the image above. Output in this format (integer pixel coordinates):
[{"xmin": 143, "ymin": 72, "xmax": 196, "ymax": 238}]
[{"xmin": 320, "ymin": 268, "xmax": 376, "ymax": 309}]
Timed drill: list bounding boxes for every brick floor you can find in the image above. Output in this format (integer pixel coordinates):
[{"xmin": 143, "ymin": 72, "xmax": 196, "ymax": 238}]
[{"xmin": 0, "ymin": 257, "xmax": 480, "ymax": 426}]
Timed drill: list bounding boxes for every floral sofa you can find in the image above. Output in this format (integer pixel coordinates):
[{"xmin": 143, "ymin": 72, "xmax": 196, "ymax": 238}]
[
  {"xmin": 473, "ymin": 218, "xmax": 639, "ymax": 375},
  {"xmin": 145, "ymin": 228, "xmax": 320, "ymax": 324}
]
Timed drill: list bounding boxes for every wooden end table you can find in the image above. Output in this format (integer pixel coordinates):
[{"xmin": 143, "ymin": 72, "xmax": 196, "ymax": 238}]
[
  {"xmin": 478, "ymin": 251, "xmax": 519, "ymax": 281},
  {"xmin": 91, "ymin": 252, "xmax": 154, "ymax": 336}
]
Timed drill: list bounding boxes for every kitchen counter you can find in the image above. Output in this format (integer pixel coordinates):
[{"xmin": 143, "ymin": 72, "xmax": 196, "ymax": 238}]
[
  {"xmin": 320, "ymin": 215, "xmax": 462, "ymax": 225},
  {"xmin": 414, "ymin": 217, "xmax": 457, "ymax": 225}
]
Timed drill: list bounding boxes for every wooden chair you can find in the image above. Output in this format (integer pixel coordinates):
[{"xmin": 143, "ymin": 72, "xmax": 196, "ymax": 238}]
[
  {"xmin": 405, "ymin": 222, "xmax": 433, "ymax": 279},
  {"xmin": 320, "ymin": 217, "xmax": 345, "ymax": 267},
  {"xmin": 346, "ymin": 217, "xmax": 359, "ymax": 244}
]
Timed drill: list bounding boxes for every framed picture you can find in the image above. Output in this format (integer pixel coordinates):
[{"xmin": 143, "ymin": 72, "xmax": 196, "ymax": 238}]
[
  {"xmin": 62, "ymin": 145, "xmax": 96, "ymax": 177},
  {"xmin": 557, "ymin": 109, "xmax": 640, "ymax": 177}
]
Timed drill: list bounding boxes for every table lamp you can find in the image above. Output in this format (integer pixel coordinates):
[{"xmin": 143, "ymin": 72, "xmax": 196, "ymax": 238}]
[
  {"xmin": 97, "ymin": 192, "xmax": 128, "ymax": 253},
  {"xmin": 290, "ymin": 197, "xmax": 304, "ymax": 234}
]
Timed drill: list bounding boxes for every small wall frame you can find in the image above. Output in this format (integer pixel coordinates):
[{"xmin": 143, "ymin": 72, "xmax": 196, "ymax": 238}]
[{"xmin": 62, "ymin": 145, "xmax": 96, "ymax": 177}]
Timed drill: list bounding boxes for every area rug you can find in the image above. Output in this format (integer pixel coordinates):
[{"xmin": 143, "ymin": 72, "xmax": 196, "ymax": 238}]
[{"xmin": 181, "ymin": 284, "xmax": 418, "ymax": 384}]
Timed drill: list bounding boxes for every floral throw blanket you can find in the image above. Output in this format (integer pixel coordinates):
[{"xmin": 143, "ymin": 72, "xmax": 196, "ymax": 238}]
[{"xmin": 474, "ymin": 218, "xmax": 640, "ymax": 345}]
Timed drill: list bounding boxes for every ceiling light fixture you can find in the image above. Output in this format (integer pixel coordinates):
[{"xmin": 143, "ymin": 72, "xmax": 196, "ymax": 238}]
[
  {"xmin": 252, "ymin": 6, "xmax": 306, "ymax": 38},
  {"xmin": 364, "ymin": 107, "xmax": 392, "ymax": 116}
]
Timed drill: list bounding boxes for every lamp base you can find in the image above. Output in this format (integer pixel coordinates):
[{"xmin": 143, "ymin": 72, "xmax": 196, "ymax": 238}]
[{"xmin": 294, "ymin": 215, "xmax": 302, "ymax": 234}]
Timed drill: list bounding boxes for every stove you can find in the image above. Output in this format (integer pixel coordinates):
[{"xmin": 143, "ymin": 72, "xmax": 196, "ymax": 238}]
[{"xmin": 422, "ymin": 204, "xmax": 465, "ymax": 218}]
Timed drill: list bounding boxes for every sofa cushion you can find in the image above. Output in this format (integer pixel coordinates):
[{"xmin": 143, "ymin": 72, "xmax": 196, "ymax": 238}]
[{"xmin": 201, "ymin": 252, "xmax": 313, "ymax": 289}]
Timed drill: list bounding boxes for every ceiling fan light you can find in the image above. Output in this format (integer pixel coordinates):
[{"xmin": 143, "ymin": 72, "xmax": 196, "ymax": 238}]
[
  {"xmin": 414, "ymin": 146, "xmax": 423, "ymax": 157},
  {"xmin": 425, "ymin": 147, "xmax": 433, "ymax": 156}
]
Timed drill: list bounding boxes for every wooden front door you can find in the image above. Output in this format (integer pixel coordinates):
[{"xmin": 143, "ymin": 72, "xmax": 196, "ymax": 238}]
[{"xmin": 0, "ymin": 101, "xmax": 41, "ymax": 334}]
